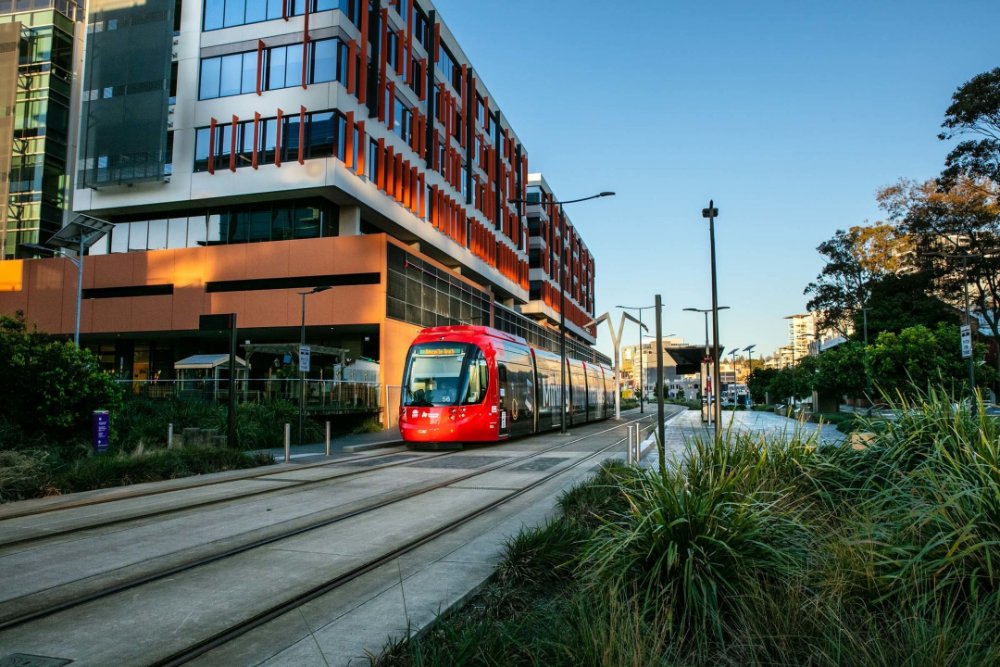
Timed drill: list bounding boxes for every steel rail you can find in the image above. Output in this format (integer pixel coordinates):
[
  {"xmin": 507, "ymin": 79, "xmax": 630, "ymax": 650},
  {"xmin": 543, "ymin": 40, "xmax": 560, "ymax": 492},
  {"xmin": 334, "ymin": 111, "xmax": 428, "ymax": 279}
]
[{"xmin": 0, "ymin": 411, "xmax": 666, "ymax": 634}]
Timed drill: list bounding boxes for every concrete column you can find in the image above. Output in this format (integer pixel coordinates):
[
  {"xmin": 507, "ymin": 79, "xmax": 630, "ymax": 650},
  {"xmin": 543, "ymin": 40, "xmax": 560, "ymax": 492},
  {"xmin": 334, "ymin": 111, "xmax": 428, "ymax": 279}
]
[{"xmin": 338, "ymin": 206, "xmax": 362, "ymax": 236}]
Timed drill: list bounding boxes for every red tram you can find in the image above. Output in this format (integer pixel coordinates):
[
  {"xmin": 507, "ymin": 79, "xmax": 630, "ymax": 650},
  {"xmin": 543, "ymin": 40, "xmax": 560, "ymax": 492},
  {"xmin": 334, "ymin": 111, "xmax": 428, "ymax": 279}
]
[{"xmin": 398, "ymin": 325, "xmax": 615, "ymax": 444}]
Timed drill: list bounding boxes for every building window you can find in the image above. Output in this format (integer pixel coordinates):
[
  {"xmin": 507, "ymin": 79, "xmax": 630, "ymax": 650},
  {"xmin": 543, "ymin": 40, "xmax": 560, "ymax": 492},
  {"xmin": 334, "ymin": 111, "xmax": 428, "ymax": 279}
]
[
  {"xmin": 199, "ymin": 39, "xmax": 348, "ymax": 100},
  {"xmin": 386, "ymin": 244, "xmax": 492, "ymax": 328},
  {"xmin": 194, "ymin": 109, "xmax": 350, "ymax": 172},
  {"xmin": 392, "ymin": 96, "xmax": 412, "ymax": 144},
  {"xmin": 203, "ymin": 0, "xmax": 359, "ymax": 31}
]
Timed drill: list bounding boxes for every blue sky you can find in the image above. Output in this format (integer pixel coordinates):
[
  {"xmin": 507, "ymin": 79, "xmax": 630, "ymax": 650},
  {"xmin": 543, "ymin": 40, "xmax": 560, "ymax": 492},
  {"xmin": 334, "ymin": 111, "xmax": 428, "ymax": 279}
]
[{"xmin": 433, "ymin": 0, "xmax": 1000, "ymax": 360}]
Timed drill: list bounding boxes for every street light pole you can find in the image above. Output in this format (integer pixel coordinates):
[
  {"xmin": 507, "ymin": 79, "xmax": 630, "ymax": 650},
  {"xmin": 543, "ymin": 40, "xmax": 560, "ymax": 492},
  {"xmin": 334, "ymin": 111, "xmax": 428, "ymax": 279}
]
[
  {"xmin": 299, "ymin": 286, "xmax": 331, "ymax": 449},
  {"xmin": 703, "ymin": 201, "xmax": 723, "ymax": 431},
  {"xmin": 744, "ymin": 344, "xmax": 756, "ymax": 406},
  {"xmin": 684, "ymin": 305, "xmax": 729, "ymax": 424},
  {"xmin": 510, "ymin": 191, "xmax": 614, "ymax": 435}
]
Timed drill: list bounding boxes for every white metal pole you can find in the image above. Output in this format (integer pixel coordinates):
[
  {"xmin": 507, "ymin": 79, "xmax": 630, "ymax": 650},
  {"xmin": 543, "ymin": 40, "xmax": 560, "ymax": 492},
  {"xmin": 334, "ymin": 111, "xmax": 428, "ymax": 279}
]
[{"xmin": 284, "ymin": 423, "xmax": 291, "ymax": 463}]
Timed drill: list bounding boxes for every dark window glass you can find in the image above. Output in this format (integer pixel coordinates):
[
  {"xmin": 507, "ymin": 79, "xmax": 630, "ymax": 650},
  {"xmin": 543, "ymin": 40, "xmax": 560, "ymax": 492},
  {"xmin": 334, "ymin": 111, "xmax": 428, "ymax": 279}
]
[
  {"xmin": 312, "ymin": 38, "xmax": 337, "ymax": 83},
  {"xmin": 237, "ymin": 120, "xmax": 255, "ymax": 167},
  {"xmin": 248, "ymin": 209, "xmax": 271, "ymax": 242},
  {"xmin": 245, "ymin": 0, "xmax": 267, "ymax": 23},
  {"xmin": 267, "ymin": 47, "xmax": 286, "ymax": 89},
  {"xmin": 241, "ymin": 52, "xmax": 257, "ymax": 94},
  {"xmin": 308, "ymin": 111, "xmax": 336, "ymax": 158},
  {"xmin": 293, "ymin": 206, "xmax": 322, "ymax": 239},
  {"xmin": 260, "ymin": 118, "xmax": 277, "ymax": 164},
  {"xmin": 219, "ymin": 54, "xmax": 242, "ymax": 97},
  {"xmin": 194, "ymin": 128, "xmax": 210, "ymax": 171},
  {"xmin": 283, "ymin": 114, "xmax": 302, "ymax": 163},
  {"xmin": 199, "ymin": 57, "xmax": 221, "ymax": 99},
  {"xmin": 223, "ymin": 0, "xmax": 245, "ymax": 27},
  {"xmin": 285, "ymin": 44, "xmax": 303, "ymax": 88},
  {"xmin": 204, "ymin": 0, "xmax": 225, "ymax": 30}
]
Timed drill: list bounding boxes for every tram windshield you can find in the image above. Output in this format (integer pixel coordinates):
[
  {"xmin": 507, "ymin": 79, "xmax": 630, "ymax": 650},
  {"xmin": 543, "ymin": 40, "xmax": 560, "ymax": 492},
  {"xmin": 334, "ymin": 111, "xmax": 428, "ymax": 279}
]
[{"xmin": 403, "ymin": 343, "xmax": 474, "ymax": 407}]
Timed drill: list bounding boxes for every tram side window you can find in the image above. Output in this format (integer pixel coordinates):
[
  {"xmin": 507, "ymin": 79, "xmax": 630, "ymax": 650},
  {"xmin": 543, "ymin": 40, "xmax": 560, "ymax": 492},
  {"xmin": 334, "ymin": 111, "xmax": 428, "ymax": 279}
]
[{"xmin": 463, "ymin": 350, "xmax": 488, "ymax": 404}]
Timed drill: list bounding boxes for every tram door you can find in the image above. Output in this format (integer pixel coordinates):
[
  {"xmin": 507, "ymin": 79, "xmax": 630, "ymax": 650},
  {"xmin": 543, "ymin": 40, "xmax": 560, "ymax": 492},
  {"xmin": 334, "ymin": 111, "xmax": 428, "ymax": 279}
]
[
  {"xmin": 496, "ymin": 362, "xmax": 510, "ymax": 438},
  {"xmin": 496, "ymin": 346, "xmax": 535, "ymax": 439}
]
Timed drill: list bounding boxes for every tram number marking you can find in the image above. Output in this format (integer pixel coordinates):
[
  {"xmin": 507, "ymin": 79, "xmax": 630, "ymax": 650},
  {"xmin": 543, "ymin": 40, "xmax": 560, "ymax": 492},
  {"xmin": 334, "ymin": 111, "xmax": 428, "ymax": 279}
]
[{"xmin": 500, "ymin": 411, "xmax": 507, "ymax": 429}]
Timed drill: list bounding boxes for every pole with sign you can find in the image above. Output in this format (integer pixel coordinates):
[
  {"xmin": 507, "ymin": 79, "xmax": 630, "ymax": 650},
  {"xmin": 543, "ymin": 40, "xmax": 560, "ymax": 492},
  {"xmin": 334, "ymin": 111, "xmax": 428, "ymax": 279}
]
[{"xmin": 960, "ymin": 324, "xmax": 972, "ymax": 359}]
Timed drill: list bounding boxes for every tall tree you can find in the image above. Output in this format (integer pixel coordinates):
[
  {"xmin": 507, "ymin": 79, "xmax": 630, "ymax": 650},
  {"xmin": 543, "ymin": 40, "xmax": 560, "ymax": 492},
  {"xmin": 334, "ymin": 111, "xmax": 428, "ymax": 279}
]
[
  {"xmin": 804, "ymin": 223, "xmax": 911, "ymax": 336},
  {"xmin": 939, "ymin": 67, "xmax": 1000, "ymax": 188},
  {"xmin": 878, "ymin": 178, "xmax": 1000, "ymax": 378}
]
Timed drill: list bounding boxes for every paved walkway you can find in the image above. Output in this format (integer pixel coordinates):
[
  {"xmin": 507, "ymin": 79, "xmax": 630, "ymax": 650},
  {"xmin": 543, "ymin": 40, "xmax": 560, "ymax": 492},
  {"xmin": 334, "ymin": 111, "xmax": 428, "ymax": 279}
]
[{"xmin": 646, "ymin": 408, "xmax": 845, "ymax": 469}]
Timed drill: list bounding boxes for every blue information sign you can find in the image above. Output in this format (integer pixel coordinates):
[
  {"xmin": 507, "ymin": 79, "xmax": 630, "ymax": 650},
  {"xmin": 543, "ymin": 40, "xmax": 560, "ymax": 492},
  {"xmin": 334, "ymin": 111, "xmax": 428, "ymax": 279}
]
[{"xmin": 92, "ymin": 410, "xmax": 110, "ymax": 453}]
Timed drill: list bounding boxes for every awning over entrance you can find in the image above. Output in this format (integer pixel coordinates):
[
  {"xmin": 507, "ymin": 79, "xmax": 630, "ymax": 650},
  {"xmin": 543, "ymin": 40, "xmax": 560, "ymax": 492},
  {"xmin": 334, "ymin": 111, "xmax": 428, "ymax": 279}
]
[{"xmin": 174, "ymin": 354, "xmax": 248, "ymax": 370}]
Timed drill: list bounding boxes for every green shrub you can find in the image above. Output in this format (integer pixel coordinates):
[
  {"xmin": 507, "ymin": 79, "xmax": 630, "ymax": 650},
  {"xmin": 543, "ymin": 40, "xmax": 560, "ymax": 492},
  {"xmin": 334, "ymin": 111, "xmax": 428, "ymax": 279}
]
[
  {"xmin": 351, "ymin": 418, "xmax": 384, "ymax": 434},
  {"xmin": 0, "ymin": 449, "xmax": 52, "ymax": 502},
  {"xmin": 53, "ymin": 446, "xmax": 273, "ymax": 494}
]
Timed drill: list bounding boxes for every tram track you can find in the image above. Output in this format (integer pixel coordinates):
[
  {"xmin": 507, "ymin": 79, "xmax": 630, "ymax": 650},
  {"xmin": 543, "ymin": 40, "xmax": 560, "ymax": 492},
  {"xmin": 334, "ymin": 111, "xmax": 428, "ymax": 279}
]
[
  {"xmin": 0, "ymin": 412, "xmax": 663, "ymax": 638},
  {"xmin": 156, "ymin": 418, "xmax": 653, "ymax": 666}
]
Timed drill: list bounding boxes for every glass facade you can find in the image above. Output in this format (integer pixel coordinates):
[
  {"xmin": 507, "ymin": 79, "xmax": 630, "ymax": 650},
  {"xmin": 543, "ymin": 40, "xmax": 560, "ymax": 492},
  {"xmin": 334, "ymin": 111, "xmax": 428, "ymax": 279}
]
[
  {"xmin": 203, "ymin": 0, "xmax": 361, "ymax": 32},
  {"xmin": 0, "ymin": 5, "xmax": 75, "ymax": 259},
  {"xmin": 386, "ymin": 243, "xmax": 492, "ymax": 329},
  {"xmin": 198, "ymin": 38, "xmax": 348, "ymax": 100},
  {"xmin": 193, "ymin": 108, "xmax": 349, "ymax": 172},
  {"xmin": 88, "ymin": 199, "xmax": 337, "ymax": 255},
  {"xmin": 78, "ymin": 0, "xmax": 174, "ymax": 188},
  {"xmin": 494, "ymin": 304, "xmax": 610, "ymax": 366}
]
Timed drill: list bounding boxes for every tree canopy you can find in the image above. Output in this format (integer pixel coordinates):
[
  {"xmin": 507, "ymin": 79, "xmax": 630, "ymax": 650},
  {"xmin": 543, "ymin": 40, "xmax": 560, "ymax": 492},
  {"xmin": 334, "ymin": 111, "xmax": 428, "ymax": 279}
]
[
  {"xmin": 0, "ymin": 314, "xmax": 123, "ymax": 449},
  {"xmin": 939, "ymin": 67, "xmax": 1000, "ymax": 187}
]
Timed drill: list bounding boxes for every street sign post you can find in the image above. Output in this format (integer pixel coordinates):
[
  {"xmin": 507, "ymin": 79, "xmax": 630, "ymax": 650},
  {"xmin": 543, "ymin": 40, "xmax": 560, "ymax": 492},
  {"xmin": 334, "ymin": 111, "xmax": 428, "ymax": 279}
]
[{"xmin": 960, "ymin": 324, "xmax": 972, "ymax": 359}]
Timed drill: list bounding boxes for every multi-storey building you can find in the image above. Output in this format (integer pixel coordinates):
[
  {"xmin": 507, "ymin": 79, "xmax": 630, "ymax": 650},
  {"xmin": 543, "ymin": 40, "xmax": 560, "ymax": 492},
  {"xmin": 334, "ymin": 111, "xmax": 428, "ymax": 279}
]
[
  {"xmin": 0, "ymin": 0, "xmax": 83, "ymax": 259},
  {"xmin": 0, "ymin": 0, "xmax": 606, "ymax": 424}
]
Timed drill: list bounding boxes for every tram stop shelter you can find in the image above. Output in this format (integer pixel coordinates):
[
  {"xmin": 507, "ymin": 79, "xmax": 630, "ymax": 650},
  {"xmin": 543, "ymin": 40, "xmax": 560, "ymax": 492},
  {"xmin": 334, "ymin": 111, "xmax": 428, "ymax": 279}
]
[{"xmin": 174, "ymin": 354, "xmax": 249, "ymax": 401}]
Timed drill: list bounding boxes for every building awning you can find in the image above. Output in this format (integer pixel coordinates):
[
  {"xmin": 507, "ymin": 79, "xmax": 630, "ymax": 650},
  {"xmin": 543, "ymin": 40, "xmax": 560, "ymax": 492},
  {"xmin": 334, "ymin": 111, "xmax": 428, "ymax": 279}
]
[{"xmin": 174, "ymin": 354, "xmax": 248, "ymax": 370}]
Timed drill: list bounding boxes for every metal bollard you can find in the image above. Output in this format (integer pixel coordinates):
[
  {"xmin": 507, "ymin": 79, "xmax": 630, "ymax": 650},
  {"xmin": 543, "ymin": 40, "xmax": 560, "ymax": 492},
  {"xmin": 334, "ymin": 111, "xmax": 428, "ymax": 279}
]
[
  {"xmin": 627, "ymin": 425, "xmax": 634, "ymax": 465},
  {"xmin": 325, "ymin": 421, "xmax": 331, "ymax": 457},
  {"xmin": 284, "ymin": 423, "xmax": 291, "ymax": 463},
  {"xmin": 633, "ymin": 424, "xmax": 641, "ymax": 462},
  {"xmin": 167, "ymin": 423, "xmax": 174, "ymax": 449}
]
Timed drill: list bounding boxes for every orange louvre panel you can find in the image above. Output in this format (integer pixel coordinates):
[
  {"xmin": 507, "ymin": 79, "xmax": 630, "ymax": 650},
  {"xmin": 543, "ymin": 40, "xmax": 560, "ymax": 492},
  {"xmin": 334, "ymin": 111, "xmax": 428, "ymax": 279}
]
[
  {"xmin": 356, "ymin": 120, "xmax": 366, "ymax": 175},
  {"xmin": 376, "ymin": 137, "xmax": 385, "ymax": 190},
  {"xmin": 345, "ymin": 111, "xmax": 355, "ymax": 169},
  {"xmin": 394, "ymin": 152, "xmax": 403, "ymax": 201},
  {"xmin": 460, "ymin": 64, "xmax": 468, "ymax": 148},
  {"xmin": 347, "ymin": 41, "xmax": 357, "ymax": 95},
  {"xmin": 433, "ymin": 21, "xmax": 440, "ymax": 62},
  {"xmin": 256, "ymin": 41, "xmax": 264, "ymax": 95},
  {"xmin": 387, "ymin": 81, "xmax": 396, "ymax": 131},
  {"xmin": 229, "ymin": 115, "xmax": 238, "ymax": 172},
  {"xmin": 386, "ymin": 145, "xmax": 396, "ymax": 196},
  {"xmin": 378, "ymin": 9, "xmax": 388, "ymax": 122},
  {"xmin": 409, "ymin": 165, "xmax": 418, "ymax": 213},
  {"xmin": 396, "ymin": 29, "xmax": 404, "ymax": 76},
  {"xmin": 401, "ymin": 160, "xmax": 410, "ymax": 208},
  {"xmin": 483, "ymin": 96, "xmax": 489, "ymax": 131},
  {"xmin": 358, "ymin": 4, "xmax": 368, "ymax": 104},
  {"xmin": 252, "ymin": 112, "xmax": 260, "ymax": 169},
  {"xmin": 208, "ymin": 118, "xmax": 217, "ymax": 174},
  {"xmin": 405, "ymin": 0, "xmax": 414, "ymax": 85},
  {"xmin": 419, "ymin": 58, "xmax": 427, "ymax": 101},
  {"xmin": 275, "ymin": 108, "xmax": 284, "ymax": 167},
  {"xmin": 298, "ymin": 106, "xmax": 306, "ymax": 164},
  {"xmin": 429, "ymin": 184, "xmax": 438, "ymax": 226}
]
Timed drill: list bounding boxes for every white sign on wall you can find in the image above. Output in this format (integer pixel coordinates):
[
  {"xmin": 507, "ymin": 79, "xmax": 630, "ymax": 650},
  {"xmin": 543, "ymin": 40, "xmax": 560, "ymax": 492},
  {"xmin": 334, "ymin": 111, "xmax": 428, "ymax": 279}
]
[{"xmin": 299, "ymin": 345, "xmax": 311, "ymax": 372}]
